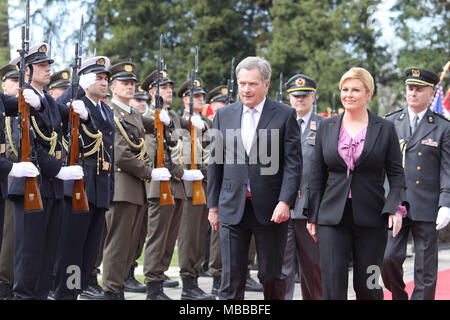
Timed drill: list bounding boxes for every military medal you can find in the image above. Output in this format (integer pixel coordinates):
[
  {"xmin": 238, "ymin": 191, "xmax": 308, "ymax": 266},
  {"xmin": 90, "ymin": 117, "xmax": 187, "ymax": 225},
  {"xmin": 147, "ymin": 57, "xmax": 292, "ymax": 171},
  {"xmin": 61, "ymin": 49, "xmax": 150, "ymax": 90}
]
[
  {"xmin": 310, "ymin": 120, "xmax": 317, "ymax": 131},
  {"xmin": 55, "ymin": 150, "xmax": 62, "ymax": 160},
  {"xmin": 102, "ymin": 161, "xmax": 110, "ymax": 171}
]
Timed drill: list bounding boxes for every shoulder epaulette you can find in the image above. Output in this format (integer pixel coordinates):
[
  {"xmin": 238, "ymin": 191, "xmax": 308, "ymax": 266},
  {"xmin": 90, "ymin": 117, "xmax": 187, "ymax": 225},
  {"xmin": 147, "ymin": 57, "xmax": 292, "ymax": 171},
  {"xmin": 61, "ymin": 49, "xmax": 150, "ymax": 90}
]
[
  {"xmin": 433, "ymin": 111, "xmax": 450, "ymax": 122},
  {"xmin": 384, "ymin": 108, "xmax": 403, "ymax": 118}
]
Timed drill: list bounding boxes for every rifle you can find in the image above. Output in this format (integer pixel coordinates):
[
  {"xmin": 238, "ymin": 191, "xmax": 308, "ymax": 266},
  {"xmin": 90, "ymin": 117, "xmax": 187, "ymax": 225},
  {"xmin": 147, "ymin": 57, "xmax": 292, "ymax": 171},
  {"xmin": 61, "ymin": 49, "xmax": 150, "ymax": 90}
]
[
  {"xmin": 226, "ymin": 57, "xmax": 235, "ymax": 105},
  {"xmin": 276, "ymin": 72, "xmax": 283, "ymax": 103},
  {"xmin": 154, "ymin": 34, "xmax": 174, "ymax": 206},
  {"xmin": 189, "ymin": 47, "xmax": 206, "ymax": 205},
  {"xmin": 17, "ymin": 0, "xmax": 43, "ymax": 213},
  {"xmin": 67, "ymin": 16, "xmax": 89, "ymax": 213}
]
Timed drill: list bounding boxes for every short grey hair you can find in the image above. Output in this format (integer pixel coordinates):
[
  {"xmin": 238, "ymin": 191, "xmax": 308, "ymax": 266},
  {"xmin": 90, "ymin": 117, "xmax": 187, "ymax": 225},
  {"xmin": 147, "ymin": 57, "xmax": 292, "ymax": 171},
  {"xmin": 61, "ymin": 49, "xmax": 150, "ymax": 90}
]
[{"xmin": 236, "ymin": 56, "xmax": 272, "ymax": 83}]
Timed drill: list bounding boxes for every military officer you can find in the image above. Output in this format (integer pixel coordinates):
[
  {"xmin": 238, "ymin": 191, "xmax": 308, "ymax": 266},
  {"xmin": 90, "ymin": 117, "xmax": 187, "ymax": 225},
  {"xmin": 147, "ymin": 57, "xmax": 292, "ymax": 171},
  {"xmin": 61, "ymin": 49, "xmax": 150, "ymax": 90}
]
[
  {"xmin": 130, "ymin": 83, "xmax": 149, "ymax": 114},
  {"xmin": 382, "ymin": 67, "xmax": 450, "ymax": 300},
  {"xmin": 9, "ymin": 42, "xmax": 89, "ymax": 300},
  {"xmin": 176, "ymin": 78, "xmax": 215, "ymax": 300},
  {"xmin": 53, "ymin": 56, "xmax": 115, "ymax": 300},
  {"xmin": 101, "ymin": 62, "xmax": 172, "ymax": 300},
  {"xmin": 280, "ymin": 74, "xmax": 323, "ymax": 300},
  {"xmin": 47, "ymin": 69, "xmax": 71, "ymax": 100}
]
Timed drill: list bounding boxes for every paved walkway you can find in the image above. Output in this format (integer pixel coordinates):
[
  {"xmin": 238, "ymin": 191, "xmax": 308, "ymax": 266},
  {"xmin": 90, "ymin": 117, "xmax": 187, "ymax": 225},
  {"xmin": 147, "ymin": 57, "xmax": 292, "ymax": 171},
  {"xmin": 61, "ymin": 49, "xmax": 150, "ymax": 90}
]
[{"xmin": 93, "ymin": 244, "xmax": 450, "ymax": 300}]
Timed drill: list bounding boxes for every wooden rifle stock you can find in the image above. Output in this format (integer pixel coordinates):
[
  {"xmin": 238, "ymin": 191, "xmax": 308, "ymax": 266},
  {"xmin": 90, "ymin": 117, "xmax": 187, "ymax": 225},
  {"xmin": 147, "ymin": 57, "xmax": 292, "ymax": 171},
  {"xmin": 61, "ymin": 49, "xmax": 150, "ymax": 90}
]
[
  {"xmin": 69, "ymin": 101, "xmax": 89, "ymax": 213},
  {"xmin": 18, "ymin": 89, "xmax": 43, "ymax": 212},
  {"xmin": 155, "ymin": 109, "xmax": 174, "ymax": 206},
  {"xmin": 189, "ymin": 118, "xmax": 206, "ymax": 205}
]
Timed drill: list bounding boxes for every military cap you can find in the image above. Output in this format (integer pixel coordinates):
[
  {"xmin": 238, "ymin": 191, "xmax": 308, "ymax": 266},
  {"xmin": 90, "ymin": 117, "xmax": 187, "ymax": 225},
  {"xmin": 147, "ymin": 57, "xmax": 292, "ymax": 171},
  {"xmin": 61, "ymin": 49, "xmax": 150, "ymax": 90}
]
[
  {"xmin": 206, "ymin": 85, "xmax": 228, "ymax": 103},
  {"xmin": 48, "ymin": 70, "xmax": 71, "ymax": 90},
  {"xmin": 142, "ymin": 69, "xmax": 174, "ymax": 91},
  {"xmin": 108, "ymin": 61, "xmax": 137, "ymax": 82},
  {"xmin": 285, "ymin": 74, "xmax": 317, "ymax": 96},
  {"xmin": 133, "ymin": 83, "xmax": 149, "ymax": 100},
  {"xmin": 177, "ymin": 78, "xmax": 206, "ymax": 98},
  {"xmin": 10, "ymin": 42, "xmax": 54, "ymax": 67},
  {"xmin": 0, "ymin": 64, "xmax": 20, "ymax": 81},
  {"xmin": 404, "ymin": 67, "xmax": 439, "ymax": 87},
  {"xmin": 79, "ymin": 56, "xmax": 111, "ymax": 77}
]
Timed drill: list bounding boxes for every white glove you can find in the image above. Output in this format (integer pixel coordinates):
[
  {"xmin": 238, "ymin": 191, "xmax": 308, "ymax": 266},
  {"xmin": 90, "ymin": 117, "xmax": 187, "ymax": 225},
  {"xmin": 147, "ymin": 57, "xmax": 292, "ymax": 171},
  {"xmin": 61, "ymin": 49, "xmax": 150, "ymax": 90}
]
[
  {"xmin": 72, "ymin": 100, "xmax": 89, "ymax": 120},
  {"xmin": 79, "ymin": 72, "xmax": 97, "ymax": 90},
  {"xmin": 8, "ymin": 162, "xmax": 39, "ymax": 178},
  {"xmin": 151, "ymin": 167, "xmax": 171, "ymax": 181},
  {"xmin": 23, "ymin": 89, "xmax": 41, "ymax": 109},
  {"xmin": 190, "ymin": 115, "xmax": 205, "ymax": 130},
  {"xmin": 436, "ymin": 207, "xmax": 450, "ymax": 230},
  {"xmin": 158, "ymin": 109, "xmax": 171, "ymax": 126},
  {"xmin": 56, "ymin": 165, "xmax": 84, "ymax": 181},
  {"xmin": 181, "ymin": 169, "xmax": 204, "ymax": 181}
]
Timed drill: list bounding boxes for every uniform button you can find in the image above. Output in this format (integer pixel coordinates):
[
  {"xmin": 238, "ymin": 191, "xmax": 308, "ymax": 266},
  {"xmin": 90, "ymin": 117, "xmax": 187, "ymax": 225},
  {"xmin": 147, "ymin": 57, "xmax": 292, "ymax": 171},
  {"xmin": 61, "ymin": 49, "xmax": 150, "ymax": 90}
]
[
  {"xmin": 110, "ymin": 145, "xmax": 113, "ymax": 149},
  {"xmin": 416, "ymin": 180, "xmax": 420, "ymax": 184},
  {"xmin": 418, "ymin": 152, "xmax": 422, "ymax": 156},
  {"xmin": 417, "ymin": 166, "xmax": 421, "ymax": 171},
  {"xmin": 109, "ymin": 131, "xmax": 112, "ymax": 135}
]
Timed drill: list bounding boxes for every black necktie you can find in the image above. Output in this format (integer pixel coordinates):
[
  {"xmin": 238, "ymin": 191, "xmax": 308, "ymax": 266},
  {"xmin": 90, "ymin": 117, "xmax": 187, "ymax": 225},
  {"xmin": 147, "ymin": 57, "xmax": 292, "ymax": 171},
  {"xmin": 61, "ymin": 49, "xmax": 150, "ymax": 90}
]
[
  {"xmin": 297, "ymin": 118, "xmax": 304, "ymax": 133},
  {"xmin": 97, "ymin": 103, "xmax": 106, "ymax": 120}
]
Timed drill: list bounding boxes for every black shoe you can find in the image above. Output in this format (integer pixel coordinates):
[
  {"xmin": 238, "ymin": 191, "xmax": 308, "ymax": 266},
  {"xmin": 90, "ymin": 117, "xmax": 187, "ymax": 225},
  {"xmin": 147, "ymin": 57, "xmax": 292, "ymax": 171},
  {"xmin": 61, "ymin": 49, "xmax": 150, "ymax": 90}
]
[
  {"xmin": 47, "ymin": 290, "xmax": 56, "ymax": 300},
  {"xmin": 181, "ymin": 277, "xmax": 215, "ymax": 300},
  {"xmin": 146, "ymin": 281, "xmax": 172, "ymax": 300},
  {"xmin": 199, "ymin": 270, "xmax": 212, "ymax": 278},
  {"xmin": 211, "ymin": 276, "xmax": 221, "ymax": 296},
  {"xmin": 162, "ymin": 274, "xmax": 179, "ymax": 288},
  {"xmin": 244, "ymin": 273, "xmax": 263, "ymax": 292},
  {"xmin": 0, "ymin": 283, "xmax": 13, "ymax": 300},
  {"xmin": 124, "ymin": 267, "xmax": 146, "ymax": 293},
  {"xmin": 79, "ymin": 275, "xmax": 104, "ymax": 300},
  {"xmin": 104, "ymin": 290, "xmax": 125, "ymax": 300}
]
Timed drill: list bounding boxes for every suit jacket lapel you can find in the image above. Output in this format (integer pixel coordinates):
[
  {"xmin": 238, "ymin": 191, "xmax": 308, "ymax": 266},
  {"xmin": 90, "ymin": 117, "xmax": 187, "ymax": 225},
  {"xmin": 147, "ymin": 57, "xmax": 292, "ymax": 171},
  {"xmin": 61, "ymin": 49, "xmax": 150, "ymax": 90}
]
[
  {"xmin": 355, "ymin": 110, "xmax": 381, "ymax": 167},
  {"xmin": 329, "ymin": 113, "xmax": 347, "ymax": 168}
]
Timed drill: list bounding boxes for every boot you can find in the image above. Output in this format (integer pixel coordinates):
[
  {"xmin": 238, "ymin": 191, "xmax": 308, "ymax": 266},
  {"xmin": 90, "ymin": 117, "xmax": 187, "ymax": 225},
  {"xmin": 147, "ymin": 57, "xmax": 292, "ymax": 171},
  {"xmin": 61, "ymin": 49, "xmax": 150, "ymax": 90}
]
[
  {"xmin": 162, "ymin": 273, "xmax": 179, "ymax": 288},
  {"xmin": 104, "ymin": 290, "xmax": 125, "ymax": 300},
  {"xmin": 124, "ymin": 267, "xmax": 146, "ymax": 293},
  {"xmin": 181, "ymin": 276, "xmax": 215, "ymax": 300},
  {"xmin": 79, "ymin": 273, "xmax": 104, "ymax": 300},
  {"xmin": 211, "ymin": 276, "xmax": 221, "ymax": 296},
  {"xmin": 146, "ymin": 281, "xmax": 172, "ymax": 300}
]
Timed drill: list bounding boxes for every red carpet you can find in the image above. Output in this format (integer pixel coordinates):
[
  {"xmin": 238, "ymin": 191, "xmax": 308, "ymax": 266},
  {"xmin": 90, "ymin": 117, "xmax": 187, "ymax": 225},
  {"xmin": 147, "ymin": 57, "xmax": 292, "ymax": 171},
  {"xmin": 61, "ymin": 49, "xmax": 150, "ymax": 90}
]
[{"xmin": 384, "ymin": 268, "xmax": 450, "ymax": 300}]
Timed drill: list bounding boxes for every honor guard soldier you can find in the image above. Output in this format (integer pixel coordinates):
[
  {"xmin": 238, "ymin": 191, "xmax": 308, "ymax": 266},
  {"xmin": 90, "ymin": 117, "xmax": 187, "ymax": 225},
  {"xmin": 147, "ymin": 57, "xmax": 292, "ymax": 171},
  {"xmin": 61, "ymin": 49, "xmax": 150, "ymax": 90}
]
[
  {"xmin": 280, "ymin": 74, "xmax": 323, "ymax": 300},
  {"xmin": 0, "ymin": 64, "xmax": 23, "ymax": 299},
  {"xmin": 47, "ymin": 69, "xmax": 71, "ymax": 100},
  {"xmin": 52, "ymin": 56, "xmax": 115, "ymax": 300},
  {"xmin": 9, "ymin": 42, "xmax": 89, "ymax": 300},
  {"xmin": 140, "ymin": 69, "xmax": 186, "ymax": 299},
  {"xmin": 382, "ymin": 67, "xmax": 450, "ymax": 300},
  {"xmin": 101, "ymin": 62, "xmax": 172, "ymax": 300},
  {"xmin": 177, "ymin": 78, "xmax": 215, "ymax": 300},
  {"xmin": 130, "ymin": 83, "xmax": 149, "ymax": 114}
]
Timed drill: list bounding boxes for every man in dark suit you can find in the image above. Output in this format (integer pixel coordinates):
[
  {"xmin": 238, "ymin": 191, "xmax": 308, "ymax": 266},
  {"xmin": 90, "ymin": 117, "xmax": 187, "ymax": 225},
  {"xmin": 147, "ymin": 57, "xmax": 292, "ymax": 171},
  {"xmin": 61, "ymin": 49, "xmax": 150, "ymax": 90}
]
[
  {"xmin": 207, "ymin": 56, "xmax": 302, "ymax": 300},
  {"xmin": 280, "ymin": 74, "xmax": 323, "ymax": 300},
  {"xmin": 382, "ymin": 67, "xmax": 450, "ymax": 300},
  {"xmin": 53, "ymin": 56, "xmax": 115, "ymax": 300}
]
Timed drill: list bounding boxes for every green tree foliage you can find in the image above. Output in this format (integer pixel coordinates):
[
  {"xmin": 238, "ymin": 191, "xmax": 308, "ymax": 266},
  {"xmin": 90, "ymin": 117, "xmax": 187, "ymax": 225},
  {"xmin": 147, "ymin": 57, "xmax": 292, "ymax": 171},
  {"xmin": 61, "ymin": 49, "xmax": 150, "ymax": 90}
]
[{"xmin": 0, "ymin": 0, "xmax": 10, "ymax": 65}]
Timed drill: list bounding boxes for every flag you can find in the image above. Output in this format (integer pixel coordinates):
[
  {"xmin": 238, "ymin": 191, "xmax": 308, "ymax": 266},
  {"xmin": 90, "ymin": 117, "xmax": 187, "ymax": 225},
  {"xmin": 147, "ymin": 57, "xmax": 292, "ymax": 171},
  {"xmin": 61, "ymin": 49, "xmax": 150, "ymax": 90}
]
[{"xmin": 430, "ymin": 83, "xmax": 450, "ymax": 119}]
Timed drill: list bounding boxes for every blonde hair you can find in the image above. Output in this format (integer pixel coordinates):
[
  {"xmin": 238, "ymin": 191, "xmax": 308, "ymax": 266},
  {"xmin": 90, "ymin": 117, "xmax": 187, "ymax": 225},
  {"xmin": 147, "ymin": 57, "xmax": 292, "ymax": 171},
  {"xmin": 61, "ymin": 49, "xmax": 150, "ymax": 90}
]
[{"xmin": 339, "ymin": 67, "xmax": 374, "ymax": 94}]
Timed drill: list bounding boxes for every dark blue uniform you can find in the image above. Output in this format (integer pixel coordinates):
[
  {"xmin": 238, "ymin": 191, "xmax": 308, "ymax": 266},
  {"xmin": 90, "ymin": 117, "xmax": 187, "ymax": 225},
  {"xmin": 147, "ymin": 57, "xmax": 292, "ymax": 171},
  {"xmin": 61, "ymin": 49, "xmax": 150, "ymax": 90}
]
[
  {"xmin": 9, "ymin": 87, "xmax": 69, "ymax": 300},
  {"xmin": 53, "ymin": 88, "xmax": 115, "ymax": 299}
]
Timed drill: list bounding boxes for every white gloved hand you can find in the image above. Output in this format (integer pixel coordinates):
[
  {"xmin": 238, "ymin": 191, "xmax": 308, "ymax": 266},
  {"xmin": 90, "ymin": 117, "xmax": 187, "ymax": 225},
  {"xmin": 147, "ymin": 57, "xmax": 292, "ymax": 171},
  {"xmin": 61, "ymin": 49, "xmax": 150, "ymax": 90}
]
[
  {"xmin": 56, "ymin": 165, "xmax": 84, "ymax": 181},
  {"xmin": 79, "ymin": 72, "xmax": 97, "ymax": 90},
  {"xmin": 151, "ymin": 167, "xmax": 171, "ymax": 181},
  {"xmin": 181, "ymin": 169, "xmax": 204, "ymax": 181},
  {"xmin": 23, "ymin": 89, "xmax": 41, "ymax": 109},
  {"xmin": 190, "ymin": 115, "xmax": 205, "ymax": 130},
  {"xmin": 72, "ymin": 100, "xmax": 89, "ymax": 120},
  {"xmin": 436, "ymin": 207, "xmax": 450, "ymax": 230},
  {"xmin": 8, "ymin": 162, "xmax": 39, "ymax": 178},
  {"xmin": 158, "ymin": 109, "xmax": 171, "ymax": 126}
]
